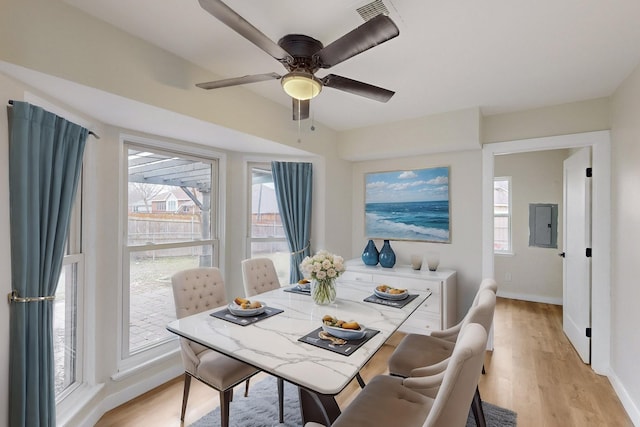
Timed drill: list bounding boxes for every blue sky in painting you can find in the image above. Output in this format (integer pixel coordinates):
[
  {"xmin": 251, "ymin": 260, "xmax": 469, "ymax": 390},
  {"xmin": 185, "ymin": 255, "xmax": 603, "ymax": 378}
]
[{"xmin": 366, "ymin": 167, "xmax": 449, "ymax": 204}]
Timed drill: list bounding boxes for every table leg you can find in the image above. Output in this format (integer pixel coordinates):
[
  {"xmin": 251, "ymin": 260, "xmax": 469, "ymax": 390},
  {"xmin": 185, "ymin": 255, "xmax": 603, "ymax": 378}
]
[{"xmin": 298, "ymin": 386, "xmax": 341, "ymax": 425}]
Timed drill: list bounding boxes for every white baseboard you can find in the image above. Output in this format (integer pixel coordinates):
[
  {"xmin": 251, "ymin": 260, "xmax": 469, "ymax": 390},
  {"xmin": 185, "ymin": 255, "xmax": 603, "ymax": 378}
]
[
  {"xmin": 73, "ymin": 364, "xmax": 183, "ymax": 427},
  {"xmin": 496, "ymin": 291, "xmax": 562, "ymax": 305},
  {"xmin": 608, "ymin": 369, "xmax": 640, "ymax": 426}
]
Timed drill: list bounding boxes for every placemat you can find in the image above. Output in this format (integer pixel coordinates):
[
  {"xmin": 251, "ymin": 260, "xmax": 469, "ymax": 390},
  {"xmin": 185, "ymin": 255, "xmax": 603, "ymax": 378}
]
[
  {"xmin": 283, "ymin": 285, "xmax": 311, "ymax": 296},
  {"xmin": 210, "ymin": 306, "xmax": 284, "ymax": 326},
  {"xmin": 363, "ymin": 292, "xmax": 426, "ymax": 308},
  {"xmin": 298, "ymin": 327, "xmax": 380, "ymax": 356}
]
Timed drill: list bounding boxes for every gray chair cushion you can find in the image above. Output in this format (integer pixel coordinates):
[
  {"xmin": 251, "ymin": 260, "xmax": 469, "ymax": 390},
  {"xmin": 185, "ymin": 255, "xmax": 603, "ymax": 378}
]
[
  {"xmin": 196, "ymin": 348, "xmax": 259, "ymax": 390},
  {"xmin": 332, "ymin": 375, "xmax": 433, "ymax": 427}
]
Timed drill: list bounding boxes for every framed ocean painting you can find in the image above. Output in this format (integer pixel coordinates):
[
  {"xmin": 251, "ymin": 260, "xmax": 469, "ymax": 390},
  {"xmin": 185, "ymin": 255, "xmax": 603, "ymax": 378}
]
[{"xmin": 365, "ymin": 167, "xmax": 450, "ymax": 243}]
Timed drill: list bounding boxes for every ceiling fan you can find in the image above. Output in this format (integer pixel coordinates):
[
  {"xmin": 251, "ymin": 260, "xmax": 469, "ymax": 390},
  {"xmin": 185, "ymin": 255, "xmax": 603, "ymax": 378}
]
[{"xmin": 195, "ymin": 0, "xmax": 400, "ymax": 120}]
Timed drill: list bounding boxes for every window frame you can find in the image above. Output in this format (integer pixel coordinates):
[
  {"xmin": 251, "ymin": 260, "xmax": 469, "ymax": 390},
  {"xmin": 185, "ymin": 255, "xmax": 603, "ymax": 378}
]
[
  {"xmin": 117, "ymin": 135, "xmax": 225, "ymax": 373},
  {"xmin": 54, "ymin": 178, "xmax": 85, "ymax": 402},
  {"xmin": 246, "ymin": 162, "xmax": 289, "ymax": 284},
  {"xmin": 493, "ymin": 176, "xmax": 513, "ymax": 255}
]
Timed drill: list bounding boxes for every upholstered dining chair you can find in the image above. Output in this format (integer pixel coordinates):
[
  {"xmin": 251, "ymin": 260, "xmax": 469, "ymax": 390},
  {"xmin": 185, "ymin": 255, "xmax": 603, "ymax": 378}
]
[
  {"xmin": 388, "ymin": 288, "xmax": 496, "ymax": 427},
  {"xmin": 240, "ymin": 257, "xmax": 285, "ymax": 422},
  {"xmin": 171, "ymin": 267, "xmax": 259, "ymax": 427},
  {"xmin": 304, "ymin": 322, "xmax": 489, "ymax": 427},
  {"xmin": 429, "ymin": 278, "xmax": 497, "ymax": 343},
  {"xmin": 241, "ymin": 257, "xmax": 282, "ymax": 296}
]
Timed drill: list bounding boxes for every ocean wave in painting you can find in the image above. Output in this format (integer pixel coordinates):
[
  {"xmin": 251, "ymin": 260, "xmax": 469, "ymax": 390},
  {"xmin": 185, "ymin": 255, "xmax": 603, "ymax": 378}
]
[{"xmin": 365, "ymin": 200, "xmax": 450, "ymax": 242}]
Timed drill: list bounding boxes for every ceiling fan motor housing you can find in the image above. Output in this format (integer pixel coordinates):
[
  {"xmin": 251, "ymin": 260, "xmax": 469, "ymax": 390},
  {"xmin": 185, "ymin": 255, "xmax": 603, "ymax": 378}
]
[{"xmin": 278, "ymin": 34, "xmax": 324, "ymax": 72}]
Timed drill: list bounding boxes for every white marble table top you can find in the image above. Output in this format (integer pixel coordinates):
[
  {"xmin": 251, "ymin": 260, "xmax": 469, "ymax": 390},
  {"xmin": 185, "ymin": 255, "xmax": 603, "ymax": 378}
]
[{"xmin": 166, "ymin": 278, "xmax": 428, "ymax": 395}]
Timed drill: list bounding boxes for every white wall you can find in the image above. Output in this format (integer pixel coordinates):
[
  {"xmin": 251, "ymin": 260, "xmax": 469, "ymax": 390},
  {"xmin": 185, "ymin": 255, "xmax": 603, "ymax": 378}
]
[
  {"xmin": 483, "ymin": 97, "xmax": 610, "ymax": 143},
  {"xmin": 494, "ymin": 149, "xmax": 569, "ymax": 304},
  {"xmin": 339, "ymin": 107, "xmax": 482, "ymax": 161},
  {"xmin": 610, "ymin": 61, "xmax": 640, "ymax": 424},
  {"xmin": 350, "ymin": 150, "xmax": 483, "ymax": 320},
  {"xmin": 0, "ymin": 71, "xmax": 24, "ymax": 427}
]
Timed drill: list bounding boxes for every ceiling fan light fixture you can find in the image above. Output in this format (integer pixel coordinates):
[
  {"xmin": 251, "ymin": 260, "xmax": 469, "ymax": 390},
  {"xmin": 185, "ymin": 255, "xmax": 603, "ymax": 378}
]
[{"xmin": 281, "ymin": 72, "xmax": 322, "ymax": 100}]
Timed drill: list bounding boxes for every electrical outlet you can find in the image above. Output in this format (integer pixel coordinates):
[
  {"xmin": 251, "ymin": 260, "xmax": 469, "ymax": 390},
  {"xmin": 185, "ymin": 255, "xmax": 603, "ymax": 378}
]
[{"xmin": 505, "ymin": 272, "xmax": 512, "ymax": 282}]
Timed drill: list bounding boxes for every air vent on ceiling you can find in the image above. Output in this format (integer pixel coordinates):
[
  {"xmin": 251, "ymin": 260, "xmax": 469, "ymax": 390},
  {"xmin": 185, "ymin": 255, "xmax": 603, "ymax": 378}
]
[{"xmin": 357, "ymin": 0, "xmax": 390, "ymax": 21}]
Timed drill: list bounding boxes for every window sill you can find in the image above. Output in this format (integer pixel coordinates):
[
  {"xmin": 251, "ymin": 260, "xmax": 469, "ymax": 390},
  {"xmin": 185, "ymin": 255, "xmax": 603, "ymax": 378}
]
[
  {"xmin": 57, "ymin": 382, "xmax": 104, "ymax": 427},
  {"xmin": 494, "ymin": 251, "xmax": 515, "ymax": 256},
  {"xmin": 112, "ymin": 347, "xmax": 180, "ymax": 382}
]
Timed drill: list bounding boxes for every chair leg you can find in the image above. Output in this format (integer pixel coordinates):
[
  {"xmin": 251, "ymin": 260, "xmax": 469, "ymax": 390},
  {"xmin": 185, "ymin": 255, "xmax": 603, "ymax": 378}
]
[
  {"xmin": 277, "ymin": 377, "xmax": 285, "ymax": 423},
  {"xmin": 356, "ymin": 372, "xmax": 366, "ymax": 389},
  {"xmin": 470, "ymin": 386, "xmax": 487, "ymax": 427},
  {"xmin": 482, "ymin": 364, "xmax": 486, "ymax": 375},
  {"xmin": 180, "ymin": 373, "xmax": 192, "ymax": 421},
  {"xmin": 244, "ymin": 378, "xmax": 250, "ymax": 397},
  {"xmin": 220, "ymin": 389, "xmax": 233, "ymax": 427}
]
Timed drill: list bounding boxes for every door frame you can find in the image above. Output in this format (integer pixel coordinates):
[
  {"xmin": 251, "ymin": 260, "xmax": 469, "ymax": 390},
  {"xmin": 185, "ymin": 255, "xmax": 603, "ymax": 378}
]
[{"xmin": 482, "ymin": 130, "xmax": 611, "ymax": 375}]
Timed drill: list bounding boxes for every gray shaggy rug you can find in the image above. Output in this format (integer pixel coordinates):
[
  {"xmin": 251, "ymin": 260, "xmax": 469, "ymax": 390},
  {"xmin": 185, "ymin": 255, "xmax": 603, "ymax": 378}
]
[{"xmin": 191, "ymin": 376, "xmax": 517, "ymax": 426}]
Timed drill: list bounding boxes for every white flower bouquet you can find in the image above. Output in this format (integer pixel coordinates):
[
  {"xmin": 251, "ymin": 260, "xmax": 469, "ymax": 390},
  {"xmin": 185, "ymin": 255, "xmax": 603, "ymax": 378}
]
[{"xmin": 300, "ymin": 250, "xmax": 346, "ymax": 304}]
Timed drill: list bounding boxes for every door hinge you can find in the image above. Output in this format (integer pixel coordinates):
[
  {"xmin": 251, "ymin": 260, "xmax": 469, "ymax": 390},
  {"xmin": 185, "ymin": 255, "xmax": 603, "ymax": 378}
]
[
  {"xmin": 586, "ymin": 248, "xmax": 592, "ymax": 257},
  {"xmin": 586, "ymin": 327, "xmax": 592, "ymax": 338},
  {"xmin": 586, "ymin": 167, "xmax": 593, "ymax": 177}
]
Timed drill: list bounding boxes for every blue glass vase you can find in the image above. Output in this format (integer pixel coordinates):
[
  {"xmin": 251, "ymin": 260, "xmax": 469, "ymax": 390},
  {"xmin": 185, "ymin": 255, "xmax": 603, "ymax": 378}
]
[
  {"xmin": 379, "ymin": 240, "xmax": 396, "ymax": 268},
  {"xmin": 361, "ymin": 239, "xmax": 379, "ymax": 266}
]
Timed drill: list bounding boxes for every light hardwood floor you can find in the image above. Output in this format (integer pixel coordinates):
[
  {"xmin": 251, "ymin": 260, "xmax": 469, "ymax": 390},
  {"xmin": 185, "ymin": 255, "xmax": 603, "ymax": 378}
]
[{"xmin": 95, "ymin": 298, "xmax": 633, "ymax": 427}]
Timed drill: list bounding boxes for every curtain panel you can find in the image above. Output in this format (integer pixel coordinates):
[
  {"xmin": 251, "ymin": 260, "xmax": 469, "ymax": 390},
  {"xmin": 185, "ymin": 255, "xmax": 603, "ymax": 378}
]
[
  {"xmin": 271, "ymin": 162, "xmax": 312, "ymax": 283},
  {"xmin": 8, "ymin": 101, "xmax": 88, "ymax": 427}
]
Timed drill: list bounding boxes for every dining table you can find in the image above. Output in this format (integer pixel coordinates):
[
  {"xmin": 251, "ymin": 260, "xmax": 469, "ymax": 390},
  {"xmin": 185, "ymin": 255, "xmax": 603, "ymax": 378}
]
[{"xmin": 166, "ymin": 277, "xmax": 430, "ymax": 426}]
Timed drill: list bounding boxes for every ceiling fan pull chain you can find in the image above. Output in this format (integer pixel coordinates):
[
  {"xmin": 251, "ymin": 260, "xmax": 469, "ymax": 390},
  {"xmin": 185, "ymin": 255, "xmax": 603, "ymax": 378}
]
[{"xmin": 297, "ymin": 102, "xmax": 302, "ymax": 143}]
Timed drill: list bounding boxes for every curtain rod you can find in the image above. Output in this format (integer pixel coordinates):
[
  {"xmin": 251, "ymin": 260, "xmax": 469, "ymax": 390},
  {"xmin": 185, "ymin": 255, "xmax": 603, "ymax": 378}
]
[{"xmin": 8, "ymin": 100, "xmax": 100, "ymax": 139}]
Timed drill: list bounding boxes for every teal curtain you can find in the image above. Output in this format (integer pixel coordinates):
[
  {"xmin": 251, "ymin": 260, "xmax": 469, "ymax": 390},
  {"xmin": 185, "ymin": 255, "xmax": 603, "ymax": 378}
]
[
  {"xmin": 271, "ymin": 162, "xmax": 312, "ymax": 283},
  {"xmin": 8, "ymin": 101, "xmax": 88, "ymax": 427}
]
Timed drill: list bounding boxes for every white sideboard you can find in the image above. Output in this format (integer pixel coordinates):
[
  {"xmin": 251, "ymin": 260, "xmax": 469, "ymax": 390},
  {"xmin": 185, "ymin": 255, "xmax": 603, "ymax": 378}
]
[{"xmin": 340, "ymin": 259, "xmax": 457, "ymax": 335}]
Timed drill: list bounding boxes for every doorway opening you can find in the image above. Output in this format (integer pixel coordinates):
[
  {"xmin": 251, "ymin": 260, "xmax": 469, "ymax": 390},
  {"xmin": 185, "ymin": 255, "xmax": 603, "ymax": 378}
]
[{"xmin": 481, "ymin": 130, "xmax": 611, "ymax": 374}]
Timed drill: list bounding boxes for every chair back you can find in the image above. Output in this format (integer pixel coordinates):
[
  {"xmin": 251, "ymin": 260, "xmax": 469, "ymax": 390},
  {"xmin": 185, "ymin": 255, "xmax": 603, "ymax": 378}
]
[
  {"xmin": 471, "ymin": 278, "xmax": 498, "ymax": 306},
  {"xmin": 241, "ymin": 258, "xmax": 281, "ymax": 297},
  {"xmin": 419, "ymin": 323, "xmax": 488, "ymax": 427},
  {"xmin": 461, "ymin": 289, "xmax": 496, "ymax": 337},
  {"xmin": 171, "ymin": 267, "xmax": 228, "ymax": 318},
  {"xmin": 171, "ymin": 268, "xmax": 229, "ymax": 367}
]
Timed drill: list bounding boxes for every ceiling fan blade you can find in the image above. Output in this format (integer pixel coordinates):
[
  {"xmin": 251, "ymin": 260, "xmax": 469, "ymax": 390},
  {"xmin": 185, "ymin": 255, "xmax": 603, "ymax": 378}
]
[
  {"xmin": 198, "ymin": 0, "xmax": 293, "ymax": 63},
  {"xmin": 321, "ymin": 74, "xmax": 394, "ymax": 102},
  {"xmin": 196, "ymin": 73, "xmax": 281, "ymax": 90},
  {"xmin": 292, "ymin": 98, "xmax": 310, "ymax": 120},
  {"xmin": 315, "ymin": 14, "xmax": 399, "ymax": 69}
]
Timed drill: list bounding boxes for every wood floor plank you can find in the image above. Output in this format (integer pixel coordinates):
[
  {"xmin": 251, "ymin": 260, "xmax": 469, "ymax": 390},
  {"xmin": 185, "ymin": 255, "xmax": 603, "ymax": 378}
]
[{"xmin": 96, "ymin": 298, "xmax": 634, "ymax": 427}]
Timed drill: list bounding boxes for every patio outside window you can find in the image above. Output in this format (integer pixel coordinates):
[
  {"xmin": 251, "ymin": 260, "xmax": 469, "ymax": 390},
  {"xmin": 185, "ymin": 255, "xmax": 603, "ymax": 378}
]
[
  {"xmin": 123, "ymin": 143, "xmax": 218, "ymax": 360},
  {"xmin": 248, "ymin": 163, "xmax": 290, "ymax": 284}
]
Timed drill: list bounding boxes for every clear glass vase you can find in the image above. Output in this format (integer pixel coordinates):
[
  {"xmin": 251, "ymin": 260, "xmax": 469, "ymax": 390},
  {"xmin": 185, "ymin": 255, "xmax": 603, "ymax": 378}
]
[{"xmin": 311, "ymin": 278, "xmax": 337, "ymax": 305}]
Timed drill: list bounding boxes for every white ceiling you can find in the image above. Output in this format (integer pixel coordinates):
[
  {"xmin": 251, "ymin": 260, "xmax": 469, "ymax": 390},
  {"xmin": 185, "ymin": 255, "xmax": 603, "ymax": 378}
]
[{"xmin": 61, "ymin": 0, "xmax": 640, "ymax": 132}]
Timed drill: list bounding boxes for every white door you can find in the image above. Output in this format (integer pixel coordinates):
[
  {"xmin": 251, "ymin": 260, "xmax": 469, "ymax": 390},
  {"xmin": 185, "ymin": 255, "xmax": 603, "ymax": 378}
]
[{"xmin": 562, "ymin": 147, "xmax": 592, "ymax": 363}]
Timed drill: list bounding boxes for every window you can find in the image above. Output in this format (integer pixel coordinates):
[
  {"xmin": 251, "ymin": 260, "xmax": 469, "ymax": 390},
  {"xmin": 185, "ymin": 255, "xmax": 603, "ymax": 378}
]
[
  {"xmin": 123, "ymin": 142, "xmax": 218, "ymax": 362},
  {"xmin": 248, "ymin": 163, "xmax": 289, "ymax": 284},
  {"xmin": 54, "ymin": 173, "xmax": 84, "ymax": 400},
  {"xmin": 494, "ymin": 177, "xmax": 512, "ymax": 253}
]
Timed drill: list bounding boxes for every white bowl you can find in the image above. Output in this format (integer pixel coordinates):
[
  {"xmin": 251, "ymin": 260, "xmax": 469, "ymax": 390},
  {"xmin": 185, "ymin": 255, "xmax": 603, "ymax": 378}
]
[
  {"xmin": 296, "ymin": 281, "xmax": 311, "ymax": 291},
  {"xmin": 374, "ymin": 287, "xmax": 409, "ymax": 300},
  {"xmin": 228, "ymin": 302, "xmax": 266, "ymax": 317},
  {"xmin": 321, "ymin": 323, "xmax": 366, "ymax": 340}
]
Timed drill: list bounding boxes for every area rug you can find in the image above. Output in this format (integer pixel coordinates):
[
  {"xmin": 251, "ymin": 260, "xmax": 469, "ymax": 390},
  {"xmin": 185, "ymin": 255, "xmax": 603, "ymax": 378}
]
[{"xmin": 191, "ymin": 376, "xmax": 517, "ymax": 426}]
